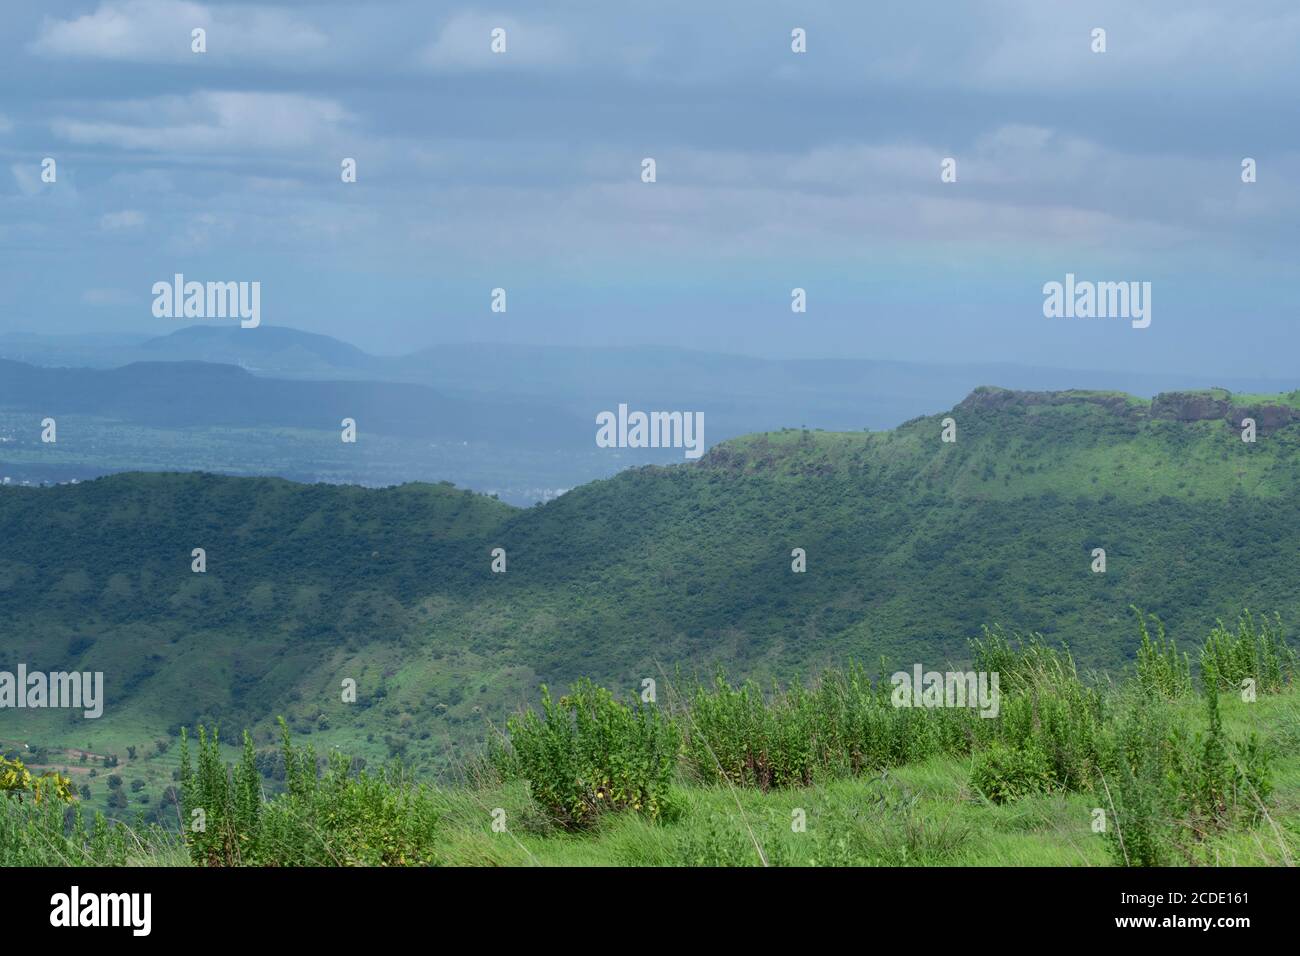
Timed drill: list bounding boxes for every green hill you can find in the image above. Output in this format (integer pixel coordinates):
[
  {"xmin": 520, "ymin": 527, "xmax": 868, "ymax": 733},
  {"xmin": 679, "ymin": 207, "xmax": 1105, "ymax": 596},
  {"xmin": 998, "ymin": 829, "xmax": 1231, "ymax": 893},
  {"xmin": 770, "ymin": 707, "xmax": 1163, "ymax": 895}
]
[{"xmin": 3, "ymin": 385, "xmax": 1300, "ymax": 793}]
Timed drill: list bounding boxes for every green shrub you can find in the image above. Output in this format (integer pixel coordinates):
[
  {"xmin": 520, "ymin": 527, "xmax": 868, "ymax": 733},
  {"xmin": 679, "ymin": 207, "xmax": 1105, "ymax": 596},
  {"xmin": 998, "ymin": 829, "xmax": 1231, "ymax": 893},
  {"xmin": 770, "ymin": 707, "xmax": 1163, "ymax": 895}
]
[
  {"xmin": 179, "ymin": 719, "xmax": 443, "ymax": 866},
  {"xmin": 1187, "ymin": 661, "xmax": 1272, "ymax": 827},
  {"xmin": 504, "ymin": 679, "xmax": 680, "ymax": 829},
  {"xmin": 970, "ymin": 741, "xmax": 1055, "ymax": 803},
  {"xmin": 0, "ymin": 755, "xmax": 74, "ymax": 805},
  {"xmin": 0, "ymin": 792, "xmax": 167, "ymax": 867},
  {"xmin": 970, "ymin": 626, "xmax": 1106, "ymax": 794},
  {"xmin": 1098, "ymin": 670, "xmax": 1275, "ymax": 866},
  {"xmin": 1097, "ymin": 692, "xmax": 1182, "ymax": 866},
  {"xmin": 256, "ymin": 753, "xmax": 442, "ymax": 866},
  {"xmin": 682, "ymin": 665, "xmax": 977, "ymax": 791},
  {"xmin": 177, "ymin": 724, "xmax": 259, "ymax": 865},
  {"xmin": 0, "ymin": 757, "xmax": 136, "ymax": 867},
  {"xmin": 1200, "ymin": 611, "xmax": 1296, "ymax": 694},
  {"xmin": 1134, "ymin": 608, "xmax": 1192, "ymax": 700},
  {"xmin": 682, "ymin": 675, "xmax": 817, "ymax": 790}
]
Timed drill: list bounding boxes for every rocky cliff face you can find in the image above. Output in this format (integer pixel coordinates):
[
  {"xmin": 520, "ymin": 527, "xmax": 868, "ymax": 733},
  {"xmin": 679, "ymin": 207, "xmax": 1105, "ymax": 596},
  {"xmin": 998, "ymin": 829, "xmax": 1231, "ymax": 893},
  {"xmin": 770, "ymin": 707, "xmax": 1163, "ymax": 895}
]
[
  {"xmin": 1150, "ymin": 391, "xmax": 1232, "ymax": 422},
  {"xmin": 1234, "ymin": 402, "xmax": 1299, "ymax": 433},
  {"xmin": 957, "ymin": 386, "xmax": 1140, "ymax": 418},
  {"xmin": 1151, "ymin": 390, "xmax": 1299, "ymax": 434},
  {"xmin": 957, "ymin": 386, "xmax": 1298, "ymax": 435}
]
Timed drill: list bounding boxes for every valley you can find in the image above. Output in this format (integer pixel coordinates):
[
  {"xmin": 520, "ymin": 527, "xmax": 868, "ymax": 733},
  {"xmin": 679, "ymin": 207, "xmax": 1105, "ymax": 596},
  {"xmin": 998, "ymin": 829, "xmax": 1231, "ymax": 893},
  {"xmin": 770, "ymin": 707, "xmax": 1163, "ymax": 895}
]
[{"xmin": 3, "ymin": 384, "xmax": 1298, "ymax": 827}]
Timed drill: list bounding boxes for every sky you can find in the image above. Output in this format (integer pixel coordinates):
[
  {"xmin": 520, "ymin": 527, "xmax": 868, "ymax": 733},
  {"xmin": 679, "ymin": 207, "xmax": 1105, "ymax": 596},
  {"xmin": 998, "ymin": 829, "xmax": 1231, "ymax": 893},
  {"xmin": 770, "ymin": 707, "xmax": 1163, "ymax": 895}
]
[{"xmin": 1, "ymin": 0, "xmax": 1298, "ymax": 378}]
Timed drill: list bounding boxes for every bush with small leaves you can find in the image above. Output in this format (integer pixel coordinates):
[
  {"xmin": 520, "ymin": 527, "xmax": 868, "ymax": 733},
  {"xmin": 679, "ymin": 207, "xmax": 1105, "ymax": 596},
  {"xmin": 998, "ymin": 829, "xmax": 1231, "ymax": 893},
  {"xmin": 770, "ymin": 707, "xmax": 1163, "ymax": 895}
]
[
  {"xmin": 504, "ymin": 679, "xmax": 680, "ymax": 829},
  {"xmin": 970, "ymin": 741, "xmax": 1055, "ymax": 804},
  {"xmin": 0, "ymin": 756, "xmax": 74, "ymax": 806}
]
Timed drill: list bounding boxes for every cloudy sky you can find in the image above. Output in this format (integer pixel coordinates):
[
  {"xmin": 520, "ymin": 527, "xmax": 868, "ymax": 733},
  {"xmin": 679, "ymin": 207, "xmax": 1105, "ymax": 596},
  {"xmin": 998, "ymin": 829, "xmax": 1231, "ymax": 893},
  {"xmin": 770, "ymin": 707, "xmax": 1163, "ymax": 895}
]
[{"xmin": 1, "ymin": 0, "xmax": 1297, "ymax": 377}]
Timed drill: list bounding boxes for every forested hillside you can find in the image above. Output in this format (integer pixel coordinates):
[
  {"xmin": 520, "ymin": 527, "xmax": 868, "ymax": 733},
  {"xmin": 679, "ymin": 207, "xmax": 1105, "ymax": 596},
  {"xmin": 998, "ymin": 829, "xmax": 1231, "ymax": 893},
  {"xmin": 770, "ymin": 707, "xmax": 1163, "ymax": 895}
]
[{"xmin": 3, "ymin": 386, "xmax": 1299, "ymax": 782}]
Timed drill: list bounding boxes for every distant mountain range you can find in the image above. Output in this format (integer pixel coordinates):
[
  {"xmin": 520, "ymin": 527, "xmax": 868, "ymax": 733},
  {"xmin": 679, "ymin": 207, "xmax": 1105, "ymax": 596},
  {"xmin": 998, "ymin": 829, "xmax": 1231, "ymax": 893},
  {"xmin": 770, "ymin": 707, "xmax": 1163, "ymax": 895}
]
[
  {"xmin": 5, "ymin": 324, "xmax": 1296, "ymax": 416},
  {"xmin": 2, "ymin": 324, "xmax": 1297, "ymax": 502},
  {"xmin": 0, "ymin": 358, "xmax": 586, "ymax": 447}
]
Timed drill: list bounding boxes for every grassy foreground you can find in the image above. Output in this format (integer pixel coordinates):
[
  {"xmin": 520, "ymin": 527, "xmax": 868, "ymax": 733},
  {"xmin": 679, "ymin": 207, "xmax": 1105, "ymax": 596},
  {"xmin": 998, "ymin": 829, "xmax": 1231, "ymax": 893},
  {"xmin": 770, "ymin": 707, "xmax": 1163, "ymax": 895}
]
[
  {"xmin": 444, "ymin": 688, "xmax": 1298, "ymax": 867},
  {"xmin": 2, "ymin": 616, "xmax": 1297, "ymax": 868}
]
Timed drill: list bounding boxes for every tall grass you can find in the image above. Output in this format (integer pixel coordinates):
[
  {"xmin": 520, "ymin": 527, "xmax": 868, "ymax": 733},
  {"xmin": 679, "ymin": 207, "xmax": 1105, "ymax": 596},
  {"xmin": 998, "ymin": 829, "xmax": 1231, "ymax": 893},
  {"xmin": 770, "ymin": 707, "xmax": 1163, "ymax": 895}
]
[
  {"xmin": 489, "ymin": 614, "xmax": 1291, "ymax": 865},
  {"xmin": 970, "ymin": 626, "xmax": 1106, "ymax": 797},
  {"xmin": 1098, "ymin": 661, "xmax": 1275, "ymax": 866},
  {"xmin": 1, "ymin": 800, "xmax": 135, "ymax": 866},
  {"xmin": 5, "ymin": 611, "xmax": 1294, "ymax": 868},
  {"xmin": 1133, "ymin": 608, "xmax": 1193, "ymax": 700},
  {"xmin": 681, "ymin": 665, "xmax": 977, "ymax": 790},
  {"xmin": 0, "ymin": 755, "xmax": 175, "ymax": 866},
  {"xmin": 178, "ymin": 718, "xmax": 443, "ymax": 866},
  {"xmin": 1200, "ymin": 611, "xmax": 1297, "ymax": 693}
]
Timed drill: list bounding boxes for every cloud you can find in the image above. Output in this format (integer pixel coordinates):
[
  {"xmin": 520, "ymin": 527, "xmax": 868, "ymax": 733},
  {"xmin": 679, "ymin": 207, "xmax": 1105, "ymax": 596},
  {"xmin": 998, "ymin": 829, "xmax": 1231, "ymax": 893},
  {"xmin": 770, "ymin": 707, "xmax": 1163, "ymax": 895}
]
[
  {"xmin": 964, "ymin": 0, "xmax": 1300, "ymax": 92},
  {"xmin": 10, "ymin": 163, "xmax": 44, "ymax": 196},
  {"xmin": 100, "ymin": 209, "xmax": 146, "ymax": 230},
  {"xmin": 178, "ymin": 211, "xmax": 235, "ymax": 250},
  {"xmin": 30, "ymin": 0, "xmax": 327, "ymax": 62},
  {"xmin": 389, "ymin": 127, "xmax": 1254, "ymax": 263},
  {"xmin": 0, "ymin": 115, "xmax": 12, "ymax": 135},
  {"xmin": 420, "ymin": 12, "xmax": 568, "ymax": 71},
  {"xmin": 50, "ymin": 91, "xmax": 352, "ymax": 152},
  {"xmin": 106, "ymin": 169, "xmax": 176, "ymax": 193},
  {"xmin": 81, "ymin": 288, "xmax": 135, "ymax": 306}
]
